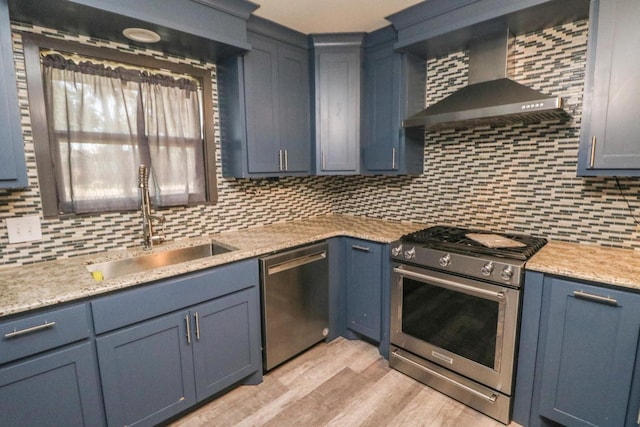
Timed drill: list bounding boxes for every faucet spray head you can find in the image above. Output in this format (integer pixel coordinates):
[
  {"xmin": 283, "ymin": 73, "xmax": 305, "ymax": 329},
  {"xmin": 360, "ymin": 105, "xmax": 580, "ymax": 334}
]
[{"xmin": 138, "ymin": 165, "xmax": 149, "ymax": 189}]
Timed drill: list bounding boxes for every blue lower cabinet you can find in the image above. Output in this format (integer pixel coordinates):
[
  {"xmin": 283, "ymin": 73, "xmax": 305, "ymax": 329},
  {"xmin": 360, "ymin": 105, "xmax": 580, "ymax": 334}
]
[
  {"xmin": 344, "ymin": 238, "xmax": 383, "ymax": 341},
  {"xmin": 518, "ymin": 273, "xmax": 640, "ymax": 427},
  {"xmin": 191, "ymin": 288, "xmax": 262, "ymax": 400},
  {"xmin": 537, "ymin": 277, "xmax": 640, "ymax": 427},
  {"xmin": 96, "ymin": 286, "xmax": 262, "ymax": 427},
  {"xmin": 96, "ymin": 311, "xmax": 196, "ymax": 427},
  {"xmin": 0, "ymin": 342, "xmax": 105, "ymax": 427}
]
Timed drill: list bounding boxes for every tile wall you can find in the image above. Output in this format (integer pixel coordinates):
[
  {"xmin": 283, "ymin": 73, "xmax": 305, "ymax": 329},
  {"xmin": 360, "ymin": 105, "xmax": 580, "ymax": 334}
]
[
  {"xmin": 334, "ymin": 20, "xmax": 640, "ymax": 249},
  {"xmin": 0, "ymin": 19, "xmax": 638, "ymax": 267}
]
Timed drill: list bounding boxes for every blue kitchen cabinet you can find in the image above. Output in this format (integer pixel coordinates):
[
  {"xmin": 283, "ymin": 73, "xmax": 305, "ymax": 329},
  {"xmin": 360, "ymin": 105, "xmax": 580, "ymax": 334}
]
[
  {"xmin": 96, "ymin": 310, "xmax": 197, "ymax": 427},
  {"xmin": 538, "ymin": 277, "xmax": 640, "ymax": 427},
  {"xmin": 577, "ymin": 0, "xmax": 640, "ymax": 176},
  {"xmin": 218, "ymin": 17, "xmax": 311, "ymax": 178},
  {"xmin": 344, "ymin": 238, "xmax": 383, "ymax": 341},
  {"xmin": 363, "ymin": 27, "xmax": 425, "ymax": 175},
  {"xmin": 514, "ymin": 272, "xmax": 640, "ymax": 427},
  {"xmin": 342, "ymin": 238, "xmax": 391, "ymax": 358},
  {"xmin": 387, "ymin": 0, "xmax": 589, "ymax": 57},
  {"xmin": 191, "ymin": 288, "xmax": 262, "ymax": 400},
  {"xmin": 312, "ymin": 33, "xmax": 364, "ymax": 175},
  {"xmin": 0, "ymin": 303, "xmax": 104, "ymax": 426},
  {"xmin": 0, "ymin": 0, "xmax": 27, "ymax": 189},
  {"xmin": 93, "ymin": 259, "xmax": 262, "ymax": 427}
]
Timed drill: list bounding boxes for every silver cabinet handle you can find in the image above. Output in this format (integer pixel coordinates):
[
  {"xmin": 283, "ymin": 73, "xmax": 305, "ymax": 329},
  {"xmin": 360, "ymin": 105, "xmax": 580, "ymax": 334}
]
[
  {"xmin": 4, "ymin": 321, "xmax": 56, "ymax": 339},
  {"xmin": 351, "ymin": 245, "xmax": 370, "ymax": 252},
  {"xmin": 573, "ymin": 290, "xmax": 618, "ymax": 306},
  {"xmin": 279, "ymin": 149, "xmax": 283, "ymax": 171},
  {"xmin": 392, "ymin": 148, "xmax": 397, "ymax": 170},
  {"xmin": 185, "ymin": 314, "xmax": 191, "ymax": 344},
  {"xmin": 589, "ymin": 136, "xmax": 596, "ymax": 168},
  {"xmin": 321, "ymin": 151, "xmax": 326, "ymax": 170},
  {"xmin": 284, "ymin": 149, "xmax": 288, "ymax": 171},
  {"xmin": 194, "ymin": 312, "xmax": 201, "ymax": 341}
]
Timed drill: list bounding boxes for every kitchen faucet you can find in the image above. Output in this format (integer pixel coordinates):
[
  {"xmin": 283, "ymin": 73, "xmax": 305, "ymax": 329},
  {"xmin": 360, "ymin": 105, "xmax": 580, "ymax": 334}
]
[{"xmin": 138, "ymin": 164, "xmax": 166, "ymax": 250}]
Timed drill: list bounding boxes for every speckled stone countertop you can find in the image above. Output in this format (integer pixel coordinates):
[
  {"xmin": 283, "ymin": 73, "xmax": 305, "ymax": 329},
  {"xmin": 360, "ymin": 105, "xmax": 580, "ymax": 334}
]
[
  {"xmin": 2, "ymin": 216, "xmax": 639, "ymax": 319},
  {"xmin": 0, "ymin": 215, "xmax": 423, "ymax": 318},
  {"xmin": 526, "ymin": 241, "xmax": 640, "ymax": 291}
]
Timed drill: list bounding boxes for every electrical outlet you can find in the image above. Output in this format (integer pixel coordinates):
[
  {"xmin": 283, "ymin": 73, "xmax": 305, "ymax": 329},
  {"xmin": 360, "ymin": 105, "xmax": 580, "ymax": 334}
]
[{"xmin": 6, "ymin": 215, "xmax": 43, "ymax": 244}]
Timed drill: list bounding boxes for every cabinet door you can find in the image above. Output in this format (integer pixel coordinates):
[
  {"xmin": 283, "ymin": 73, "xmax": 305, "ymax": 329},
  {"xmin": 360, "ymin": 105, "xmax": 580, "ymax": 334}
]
[
  {"xmin": 96, "ymin": 311, "xmax": 196, "ymax": 427},
  {"xmin": 364, "ymin": 45, "xmax": 399, "ymax": 172},
  {"xmin": 363, "ymin": 39, "xmax": 425, "ymax": 176},
  {"xmin": 0, "ymin": 0, "xmax": 27, "ymax": 188},
  {"xmin": 316, "ymin": 49, "xmax": 361, "ymax": 174},
  {"xmin": 578, "ymin": 0, "xmax": 640, "ymax": 175},
  {"xmin": 244, "ymin": 33, "xmax": 281, "ymax": 174},
  {"xmin": 278, "ymin": 43, "xmax": 311, "ymax": 173},
  {"xmin": 345, "ymin": 238, "xmax": 382, "ymax": 341},
  {"xmin": 0, "ymin": 342, "xmax": 104, "ymax": 427},
  {"xmin": 539, "ymin": 277, "xmax": 640, "ymax": 427},
  {"xmin": 192, "ymin": 288, "xmax": 261, "ymax": 400}
]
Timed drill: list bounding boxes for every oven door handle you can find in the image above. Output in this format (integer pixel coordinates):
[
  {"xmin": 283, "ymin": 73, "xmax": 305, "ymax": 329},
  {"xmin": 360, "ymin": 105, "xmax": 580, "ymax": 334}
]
[{"xmin": 393, "ymin": 266, "xmax": 505, "ymax": 300}]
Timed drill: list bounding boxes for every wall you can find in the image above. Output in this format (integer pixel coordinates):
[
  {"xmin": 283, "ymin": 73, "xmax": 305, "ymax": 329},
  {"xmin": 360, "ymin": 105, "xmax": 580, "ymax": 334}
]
[
  {"xmin": 0, "ymin": 23, "xmax": 335, "ymax": 266},
  {"xmin": 335, "ymin": 20, "xmax": 640, "ymax": 249},
  {"xmin": 0, "ymin": 19, "xmax": 638, "ymax": 267}
]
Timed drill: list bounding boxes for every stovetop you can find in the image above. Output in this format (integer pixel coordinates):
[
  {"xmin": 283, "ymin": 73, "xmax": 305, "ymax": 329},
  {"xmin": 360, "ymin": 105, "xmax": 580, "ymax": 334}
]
[{"xmin": 400, "ymin": 225, "xmax": 547, "ymax": 261}]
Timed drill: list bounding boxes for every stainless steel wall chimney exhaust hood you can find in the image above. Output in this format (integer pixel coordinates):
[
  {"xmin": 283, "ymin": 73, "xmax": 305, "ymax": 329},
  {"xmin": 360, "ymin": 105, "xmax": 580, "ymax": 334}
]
[{"xmin": 403, "ymin": 29, "xmax": 569, "ymax": 131}]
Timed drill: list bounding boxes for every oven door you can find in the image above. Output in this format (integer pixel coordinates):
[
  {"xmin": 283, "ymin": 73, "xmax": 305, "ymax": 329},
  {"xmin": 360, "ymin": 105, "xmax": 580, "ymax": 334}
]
[{"xmin": 391, "ymin": 262, "xmax": 519, "ymax": 394}]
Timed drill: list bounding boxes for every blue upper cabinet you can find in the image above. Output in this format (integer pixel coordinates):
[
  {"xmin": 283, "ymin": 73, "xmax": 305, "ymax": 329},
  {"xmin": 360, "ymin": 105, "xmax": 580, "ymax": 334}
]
[
  {"xmin": 218, "ymin": 17, "xmax": 312, "ymax": 178},
  {"xmin": 8, "ymin": 0, "xmax": 259, "ymax": 62},
  {"xmin": 363, "ymin": 27, "xmax": 425, "ymax": 175},
  {"xmin": 312, "ymin": 33, "xmax": 364, "ymax": 175},
  {"xmin": 577, "ymin": 0, "xmax": 640, "ymax": 176},
  {"xmin": 0, "ymin": 0, "xmax": 27, "ymax": 189},
  {"xmin": 387, "ymin": 0, "xmax": 589, "ymax": 57}
]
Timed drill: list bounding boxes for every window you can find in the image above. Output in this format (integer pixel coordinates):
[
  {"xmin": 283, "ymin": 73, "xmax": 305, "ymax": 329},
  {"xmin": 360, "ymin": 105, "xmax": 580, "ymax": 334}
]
[{"xmin": 23, "ymin": 34, "xmax": 217, "ymax": 217}]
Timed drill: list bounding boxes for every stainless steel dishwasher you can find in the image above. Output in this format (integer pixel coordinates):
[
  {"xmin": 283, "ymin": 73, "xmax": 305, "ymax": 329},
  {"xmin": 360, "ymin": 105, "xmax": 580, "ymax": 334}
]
[{"xmin": 260, "ymin": 241, "xmax": 329, "ymax": 371}]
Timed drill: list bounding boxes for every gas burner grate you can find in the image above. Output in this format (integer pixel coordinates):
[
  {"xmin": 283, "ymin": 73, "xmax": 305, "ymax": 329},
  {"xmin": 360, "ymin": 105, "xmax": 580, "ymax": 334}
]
[{"xmin": 400, "ymin": 226, "xmax": 547, "ymax": 261}]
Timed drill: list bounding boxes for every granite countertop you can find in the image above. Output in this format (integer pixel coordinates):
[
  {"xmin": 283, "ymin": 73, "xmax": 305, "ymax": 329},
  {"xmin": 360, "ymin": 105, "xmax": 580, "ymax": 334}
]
[
  {"xmin": 2, "ymin": 215, "xmax": 639, "ymax": 319},
  {"xmin": 0, "ymin": 215, "xmax": 423, "ymax": 318},
  {"xmin": 526, "ymin": 241, "xmax": 640, "ymax": 291}
]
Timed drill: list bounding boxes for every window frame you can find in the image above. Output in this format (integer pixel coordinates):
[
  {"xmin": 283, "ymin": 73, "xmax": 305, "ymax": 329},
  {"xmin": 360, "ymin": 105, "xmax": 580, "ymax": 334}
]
[{"xmin": 22, "ymin": 33, "xmax": 218, "ymax": 218}]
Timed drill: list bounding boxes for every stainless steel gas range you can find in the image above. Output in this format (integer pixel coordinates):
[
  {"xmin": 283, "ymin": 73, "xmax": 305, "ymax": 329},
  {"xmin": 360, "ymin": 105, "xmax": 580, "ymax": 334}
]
[{"xmin": 389, "ymin": 226, "xmax": 546, "ymax": 424}]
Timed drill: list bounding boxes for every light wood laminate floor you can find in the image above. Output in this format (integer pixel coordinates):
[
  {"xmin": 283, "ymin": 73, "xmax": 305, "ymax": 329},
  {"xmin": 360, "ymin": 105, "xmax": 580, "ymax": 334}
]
[{"xmin": 170, "ymin": 338, "xmax": 524, "ymax": 427}]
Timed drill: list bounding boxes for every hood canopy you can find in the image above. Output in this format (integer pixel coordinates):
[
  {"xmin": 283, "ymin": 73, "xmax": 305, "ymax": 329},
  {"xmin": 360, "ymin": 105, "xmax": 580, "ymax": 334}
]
[{"xmin": 403, "ymin": 29, "xmax": 569, "ymax": 131}]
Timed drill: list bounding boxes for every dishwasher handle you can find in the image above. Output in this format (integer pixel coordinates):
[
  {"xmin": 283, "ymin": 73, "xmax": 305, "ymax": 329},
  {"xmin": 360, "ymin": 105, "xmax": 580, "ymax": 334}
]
[{"xmin": 267, "ymin": 251, "xmax": 327, "ymax": 275}]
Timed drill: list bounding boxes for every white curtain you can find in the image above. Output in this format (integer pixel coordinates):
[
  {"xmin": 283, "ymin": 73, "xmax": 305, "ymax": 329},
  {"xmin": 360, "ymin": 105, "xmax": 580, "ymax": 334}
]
[{"xmin": 42, "ymin": 53, "xmax": 205, "ymax": 214}]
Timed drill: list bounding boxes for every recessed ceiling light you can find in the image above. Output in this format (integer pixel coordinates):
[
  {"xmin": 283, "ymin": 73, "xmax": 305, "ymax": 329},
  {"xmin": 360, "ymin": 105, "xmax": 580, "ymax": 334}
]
[{"xmin": 122, "ymin": 28, "xmax": 161, "ymax": 43}]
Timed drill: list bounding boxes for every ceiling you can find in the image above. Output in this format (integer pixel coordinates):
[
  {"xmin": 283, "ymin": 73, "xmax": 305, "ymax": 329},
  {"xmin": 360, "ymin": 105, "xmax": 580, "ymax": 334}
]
[{"xmin": 251, "ymin": 0, "xmax": 425, "ymax": 34}]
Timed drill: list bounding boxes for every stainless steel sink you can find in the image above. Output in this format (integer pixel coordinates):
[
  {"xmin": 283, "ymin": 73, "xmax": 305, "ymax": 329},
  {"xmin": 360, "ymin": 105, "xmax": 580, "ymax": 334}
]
[{"xmin": 86, "ymin": 242, "xmax": 235, "ymax": 281}]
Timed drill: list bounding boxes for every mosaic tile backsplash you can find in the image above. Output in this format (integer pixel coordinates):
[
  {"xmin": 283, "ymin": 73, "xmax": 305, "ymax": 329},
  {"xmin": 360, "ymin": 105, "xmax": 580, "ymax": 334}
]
[{"xmin": 1, "ymin": 19, "xmax": 639, "ymax": 267}]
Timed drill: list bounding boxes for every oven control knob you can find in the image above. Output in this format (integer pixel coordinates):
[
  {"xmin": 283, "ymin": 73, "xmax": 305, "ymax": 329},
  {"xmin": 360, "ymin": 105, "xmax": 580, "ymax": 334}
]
[
  {"xmin": 501, "ymin": 266, "xmax": 514, "ymax": 281},
  {"xmin": 391, "ymin": 244, "xmax": 403, "ymax": 257},
  {"xmin": 481, "ymin": 262, "xmax": 494, "ymax": 276},
  {"xmin": 403, "ymin": 247, "xmax": 416, "ymax": 260},
  {"xmin": 439, "ymin": 254, "xmax": 451, "ymax": 267}
]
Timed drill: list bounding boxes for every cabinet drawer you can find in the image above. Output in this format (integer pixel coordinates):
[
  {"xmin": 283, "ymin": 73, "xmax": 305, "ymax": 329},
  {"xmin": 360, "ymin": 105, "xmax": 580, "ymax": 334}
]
[
  {"xmin": 0, "ymin": 304, "xmax": 91, "ymax": 365},
  {"xmin": 92, "ymin": 259, "xmax": 258, "ymax": 334}
]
